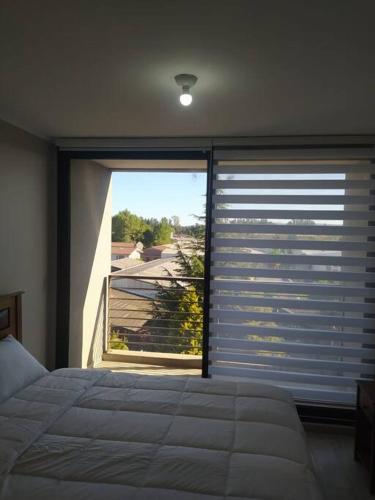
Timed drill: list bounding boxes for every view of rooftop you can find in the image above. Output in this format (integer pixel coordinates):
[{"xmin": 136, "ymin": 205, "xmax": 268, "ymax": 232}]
[{"xmin": 108, "ymin": 170, "xmax": 206, "ymax": 360}]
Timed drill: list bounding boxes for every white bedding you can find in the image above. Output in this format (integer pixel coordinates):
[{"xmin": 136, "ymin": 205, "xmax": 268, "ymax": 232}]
[{"xmin": 0, "ymin": 368, "xmax": 322, "ymax": 500}]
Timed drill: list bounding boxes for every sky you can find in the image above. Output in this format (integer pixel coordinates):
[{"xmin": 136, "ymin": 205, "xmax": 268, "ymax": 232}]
[
  {"xmin": 112, "ymin": 172, "xmax": 207, "ymax": 225},
  {"xmin": 112, "ymin": 171, "xmax": 349, "ymax": 226}
]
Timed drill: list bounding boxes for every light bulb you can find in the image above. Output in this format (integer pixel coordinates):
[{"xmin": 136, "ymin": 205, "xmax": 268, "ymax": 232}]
[
  {"xmin": 175, "ymin": 74, "xmax": 197, "ymax": 107},
  {"xmin": 180, "ymin": 92, "xmax": 192, "ymax": 106}
]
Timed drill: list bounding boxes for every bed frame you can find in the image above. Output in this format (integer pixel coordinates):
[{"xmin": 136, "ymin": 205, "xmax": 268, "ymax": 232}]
[{"xmin": 0, "ymin": 292, "xmax": 23, "ymax": 342}]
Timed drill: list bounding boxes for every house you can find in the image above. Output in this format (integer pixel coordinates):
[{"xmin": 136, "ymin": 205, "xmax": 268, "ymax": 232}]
[
  {"xmin": 111, "ymin": 241, "xmax": 143, "ymax": 260},
  {"xmin": 110, "ymin": 258, "xmax": 145, "ymax": 273},
  {"xmin": 142, "ymin": 245, "xmax": 168, "ymax": 261},
  {"xmin": 142, "ymin": 244, "xmax": 178, "ymax": 261},
  {"xmin": 111, "ymin": 256, "xmax": 182, "ymax": 298},
  {"xmin": 143, "ymin": 241, "xmax": 197, "ymax": 261},
  {"xmin": 1, "ymin": 2, "xmax": 375, "ymax": 498}
]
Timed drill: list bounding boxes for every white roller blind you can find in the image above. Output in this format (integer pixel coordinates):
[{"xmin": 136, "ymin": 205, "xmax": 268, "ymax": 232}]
[{"xmin": 209, "ymin": 149, "xmax": 375, "ymax": 405}]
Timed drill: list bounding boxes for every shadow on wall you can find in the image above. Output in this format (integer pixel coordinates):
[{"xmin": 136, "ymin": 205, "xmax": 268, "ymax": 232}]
[
  {"xmin": 69, "ymin": 159, "xmax": 112, "ymax": 368},
  {"xmin": 86, "ymin": 277, "xmax": 107, "ymax": 367}
]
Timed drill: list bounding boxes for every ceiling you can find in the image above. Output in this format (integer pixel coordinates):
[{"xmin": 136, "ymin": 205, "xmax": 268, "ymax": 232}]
[
  {"xmin": 0, "ymin": 0, "xmax": 374, "ymax": 139},
  {"xmin": 95, "ymin": 159, "xmax": 206, "ymax": 171}
]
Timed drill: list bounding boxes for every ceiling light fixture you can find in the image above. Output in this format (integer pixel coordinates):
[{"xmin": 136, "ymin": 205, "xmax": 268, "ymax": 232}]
[{"xmin": 174, "ymin": 74, "xmax": 198, "ymax": 106}]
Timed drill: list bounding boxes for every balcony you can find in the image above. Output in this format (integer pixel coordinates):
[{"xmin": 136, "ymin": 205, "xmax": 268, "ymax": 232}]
[{"xmin": 103, "ymin": 273, "xmax": 203, "ymax": 372}]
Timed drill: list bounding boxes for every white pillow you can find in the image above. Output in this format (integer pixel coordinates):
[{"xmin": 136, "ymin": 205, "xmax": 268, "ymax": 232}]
[{"xmin": 0, "ymin": 335, "xmax": 48, "ymax": 403}]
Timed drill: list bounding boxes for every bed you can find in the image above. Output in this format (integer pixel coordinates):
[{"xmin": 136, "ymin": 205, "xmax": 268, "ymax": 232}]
[{"xmin": 0, "ymin": 295, "xmax": 322, "ymax": 500}]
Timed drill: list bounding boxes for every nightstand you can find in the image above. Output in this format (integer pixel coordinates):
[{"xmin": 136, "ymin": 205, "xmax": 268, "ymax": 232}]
[{"xmin": 355, "ymin": 381, "xmax": 375, "ymax": 494}]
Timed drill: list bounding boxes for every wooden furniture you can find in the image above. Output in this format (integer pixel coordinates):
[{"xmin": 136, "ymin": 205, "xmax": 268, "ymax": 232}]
[
  {"xmin": 355, "ymin": 381, "xmax": 375, "ymax": 494},
  {"xmin": 0, "ymin": 291, "xmax": 23, "ymax": 342}
]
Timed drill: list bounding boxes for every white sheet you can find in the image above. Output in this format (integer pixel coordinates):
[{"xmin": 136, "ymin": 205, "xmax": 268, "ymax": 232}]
[{"xmin": 0, "ymin": 368, "xmax": 322, "ymax": 499}]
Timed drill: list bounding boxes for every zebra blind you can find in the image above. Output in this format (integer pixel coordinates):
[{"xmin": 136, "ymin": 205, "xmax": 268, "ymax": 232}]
[{"xmin": 209, "ymin": 148, "xmax": 375, "ymax": 405}]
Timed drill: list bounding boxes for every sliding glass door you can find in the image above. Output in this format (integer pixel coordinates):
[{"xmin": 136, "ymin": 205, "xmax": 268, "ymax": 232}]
[{"xmin": 208, "ymin": 147, "xmax": 375, "ymax": 405}]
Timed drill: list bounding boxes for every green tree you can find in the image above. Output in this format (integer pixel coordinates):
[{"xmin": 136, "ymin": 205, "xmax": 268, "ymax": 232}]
[
  {"xmin": 178, "ymin": 287, "xmax": 203, "ymax": 354},
  {"xmin": 112, "ymin": 210, "xmax": 174, "ymax": 247},
  {"xmin": 109, "ymin": 330, "xmax": 129, "ymax": 350},
  {"xmin": 125, "ymin": 211, "xmax": 150, "ymax": 242},
  {"xmin": 183, "ymin": 223, "xmax": 205, "ymax": 238},
  {"xmin": 153, "ymin": 217, "xmax": 173, "ymax": 245},
  {"xmin": 112, "ymin": 212, "xmax": 127, "ymax": 242},
  {"xmin": 149, "ymin": 231, "xmax": 204, "ymax": 354},
  {"xmin": 175, "ymin": 242, "xmax": 204, "ymax": 287},
  {"xmin": 112, "ymin": 210, "xmax": 150, "ymax": 243}
]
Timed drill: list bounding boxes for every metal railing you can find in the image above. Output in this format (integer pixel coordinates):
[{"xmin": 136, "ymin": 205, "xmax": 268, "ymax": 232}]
[{"xmin": 108, "ymin": 274, "xmax": 204, "ymax": 355}]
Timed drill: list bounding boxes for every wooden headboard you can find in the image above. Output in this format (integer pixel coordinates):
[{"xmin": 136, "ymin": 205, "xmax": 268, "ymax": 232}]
[{"xmin": 0, "ymin": 292, "xmax": 23, "ymax": 342}]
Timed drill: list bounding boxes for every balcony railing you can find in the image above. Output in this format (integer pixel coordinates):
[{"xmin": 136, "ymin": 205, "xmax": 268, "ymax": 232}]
[{"xmin": 107, "ymin": 274, "xmax": 204, "ymax": 356}]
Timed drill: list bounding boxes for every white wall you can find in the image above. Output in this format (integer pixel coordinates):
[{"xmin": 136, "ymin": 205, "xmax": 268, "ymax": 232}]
[
  {"xmin": 0, "ymin": 119, "xmax": 56, "ymax": 367},
  {"xmin": 70, "ymin": 160, "xmax": 112, "ymax": 368}
]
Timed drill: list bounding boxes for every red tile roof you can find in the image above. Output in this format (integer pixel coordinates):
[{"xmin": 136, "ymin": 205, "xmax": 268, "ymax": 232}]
[
  {"xmin": 112, "ymin": 243, "xmax": 139, "ymax": 256},
  {"xmin": 112, "ymin": 242, "xmax": 135, "ymax": 248}
]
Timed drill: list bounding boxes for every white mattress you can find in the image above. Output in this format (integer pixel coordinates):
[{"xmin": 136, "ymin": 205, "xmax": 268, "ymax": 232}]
[{"xmin": 0, "ymin": 368, "xmax": 322, "ymax": 499}]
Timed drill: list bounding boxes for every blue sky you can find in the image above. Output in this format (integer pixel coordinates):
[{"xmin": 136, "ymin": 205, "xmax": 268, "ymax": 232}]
[
  {"xmin": 112, "ymin": 172, "xmax": 207, "ymax": 225},
  {"xmin": 112, "ymin": 171, "xmax": 347, "ymax": 226}
]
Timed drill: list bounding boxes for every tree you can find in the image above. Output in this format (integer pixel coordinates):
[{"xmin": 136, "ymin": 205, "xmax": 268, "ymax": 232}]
[
  {"xmin": 142, "ymin": 229, "xmax": 154, "ymax": 248},
  {"xmin": 112, "ymin": 210, "xmax": 149, "ymax": 243},
  {"xmin": 183, "ymin": 223, "xmax": 205, "ymax": 238},
  {"xmin": 171, "ymin": 215, "xmax": 181, "ymax": 232},
  {"xmin": 124, "ymin": 211, "xmax": 150, "ymax": 242},
  {"xmin": 175, "ymin": 241, "xmax": 204, "ymax": 287},
  {"xmin": 112, "ymin": 212, "xmax": 127, "ymax": 242},
  {"xmin": 112, "ymin": 210, "xmax": 173, "ymax": 247},
  {"xmin": 153, "ymin": 217, "xmax": 173, "ymax": 245},
  {"xmin": 178, "ymin": 287, "xmax": 203, "ymax": 354},
  {"xmin": 148, "ymin": 231, "xmax": 205, "ymax": 354},
  {"xmin": 109, "ymin": 330, "xmax": 129, "ymax": 350}
]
